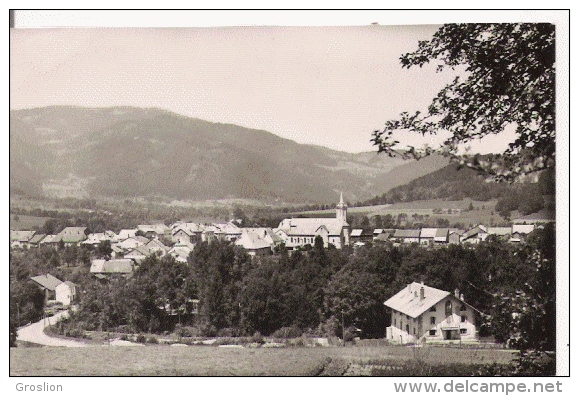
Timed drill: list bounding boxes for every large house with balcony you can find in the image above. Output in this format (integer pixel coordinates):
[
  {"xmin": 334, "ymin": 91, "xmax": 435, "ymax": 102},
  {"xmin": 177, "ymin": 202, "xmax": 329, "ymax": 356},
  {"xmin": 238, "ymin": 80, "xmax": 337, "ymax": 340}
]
[
  {"xmin": 277, "ymin": 193, "xmax": 350, "ymax": 250},
  {"xmin": 384, "ymin": 282, "xmax": 479, "ymax": 344}
]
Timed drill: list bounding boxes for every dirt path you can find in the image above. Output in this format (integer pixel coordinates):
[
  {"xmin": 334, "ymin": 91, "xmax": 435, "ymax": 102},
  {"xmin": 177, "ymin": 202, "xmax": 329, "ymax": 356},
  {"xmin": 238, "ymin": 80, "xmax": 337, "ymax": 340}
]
[{"xmin": 17, "ymin": 310, "xmax": 87, "ymax": 347}]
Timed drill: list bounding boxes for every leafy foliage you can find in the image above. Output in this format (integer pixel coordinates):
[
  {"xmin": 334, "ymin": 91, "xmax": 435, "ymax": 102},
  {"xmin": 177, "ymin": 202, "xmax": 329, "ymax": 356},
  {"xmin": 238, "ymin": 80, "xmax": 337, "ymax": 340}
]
[{"xmin": 372, "ymin": 23, "xmax": 555, "ymax": 181}]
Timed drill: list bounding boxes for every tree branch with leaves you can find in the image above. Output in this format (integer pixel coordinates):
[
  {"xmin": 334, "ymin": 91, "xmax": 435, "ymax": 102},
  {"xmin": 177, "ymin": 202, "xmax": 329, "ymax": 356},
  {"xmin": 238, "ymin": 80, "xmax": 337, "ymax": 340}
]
[{"xmin": 372, "ymin": 23, "xmax": 555, "ymax": 181}]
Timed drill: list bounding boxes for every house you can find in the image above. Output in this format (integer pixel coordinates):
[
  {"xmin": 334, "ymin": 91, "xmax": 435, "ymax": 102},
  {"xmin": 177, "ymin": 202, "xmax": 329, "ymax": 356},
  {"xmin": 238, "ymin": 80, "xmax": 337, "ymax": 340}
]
[
  {"xmin": 391, "ymin": 229, "xmax": 421, "ymax": 244},
  {"xmin": 10, "ymin": 230, "xmax": 36, "ymax": 249},
  {"xmin": 384, "ymin": 282, "xmax": 479, "ymax": 344},
  {"xmin": 419, "ymin": 228, "xmax": 438, "ymax": 245},
  {"xmin": 172, "ymin": 227, "xmax": 195, "ymax": 244},
  {"xmin": 235, "ymin": 231, "xmax": 273, "ymax": 256},
  {"xmin": 169, "ymin": 244, "xmax": 193, "ymax": 263},
  {"xmin": 58, "ymin": 227, "xmax": 89, "ymax": 246},
  {"xmin": 434, "ymin": 228, "xmax": 449, "ymax": 245},
  {"xmin": 111, "ymin": 245, "xmax": 124, "ymax": 258},
  {"xmin": 242, "ymin": 228, "xmax": 282, "ymax": 250},
  {"xmin": 278, "ymin": 193, "xmax": 350, "ymax": 250},
  {"xmin": 90, "ymin": 259, "xmax": 135, "ymax": 278},
  {"xmin": 486, "ymin": 227, "xmax": 512, "ymax": 241},
  {"xmin": 81, "ymin": 233, "xmax": 110, "ymax": 247},
  {"xmin": 55, "ymin": 281, "xmax": 77, "ymax": 306},
  {"xmin": 145, "ymin": 239, "xmax": 170, "ymax": 256},
  {"xmin": 137, "ymin": 224, "xmax": 170, "ymax": 239},
  {"xmin": 373, "ymin": 229, "xmax": 384, "ymax": 238},
  {"xmin": 115, "ymin": 236, "xmax": 149, "ymax": 251},
  {"xmin": 512, "ymin": 224, "xmax": 535, "ymax": 235},
  {"xmin": 373, "ymin": 233, "xmax": 393, "ymax": 245},
  {"xmin": 461, "ymin": 225, "xmax": 488, "ymax": 244},
  {"xmin": 213, "ymin": 222, "xmax": 242, "ymax": 242},
  {"xmin": 38, "ymin": 234, "xmax": 62, "ymax": 248},
  {"xmin": 117, "ymin": 229, "xmax": 138, "ymax": 240},
  {"xmin": 28, "ymin": 233, "xmax": 46, "ymax": 248},
  {"xmin": 30, "ymin": 274, "xmax": 63, "ymax": 301},
  {"xmin": 448, "ymin": 230, "xmax": 462, "ymax": 245},
  {"xmin": 171, "ymin": 222, "xmax": 205, "ymax": 243},
  {"xmin": 124, "ymin": 245, "xmax": 152, "ymax": 263},
  {"xmin": 350, "ymin": 229, "xmax": 374, "ymax": 244},
  {"xmin": 201, "ymin": 226, "xmax": 218, "ymax": 242}
]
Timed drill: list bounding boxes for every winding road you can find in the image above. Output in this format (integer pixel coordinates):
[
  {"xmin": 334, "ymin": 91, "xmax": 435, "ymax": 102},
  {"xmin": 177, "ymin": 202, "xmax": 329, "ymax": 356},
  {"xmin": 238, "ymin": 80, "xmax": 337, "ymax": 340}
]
[{"xmin": 17, "ymin": 310, "xmax": 87, "ymax": 347}]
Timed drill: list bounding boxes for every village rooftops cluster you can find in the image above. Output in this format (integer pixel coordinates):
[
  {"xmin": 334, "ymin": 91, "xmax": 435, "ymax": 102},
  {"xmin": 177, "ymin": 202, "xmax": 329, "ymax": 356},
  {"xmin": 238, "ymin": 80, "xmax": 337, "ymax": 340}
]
[{"xmin": 351, "ymin": 223, "xmax": 544, "ymax": 247}]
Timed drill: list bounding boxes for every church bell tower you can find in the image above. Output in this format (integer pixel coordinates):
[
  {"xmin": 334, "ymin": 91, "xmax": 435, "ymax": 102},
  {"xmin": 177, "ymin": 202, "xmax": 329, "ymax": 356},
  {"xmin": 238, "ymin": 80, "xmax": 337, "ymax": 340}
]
[{"xmin": 336, "ymin": 192, "xmax": 347, "ymax": 223}]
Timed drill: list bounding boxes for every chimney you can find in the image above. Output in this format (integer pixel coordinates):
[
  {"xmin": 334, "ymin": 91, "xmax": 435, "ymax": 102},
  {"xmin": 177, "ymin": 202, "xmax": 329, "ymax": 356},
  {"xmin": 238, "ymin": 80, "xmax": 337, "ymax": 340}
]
[
  {"xmin": 460, "ymin": 293, "xmax": 465, "ymax": 301},
  {"xmin": 420, "ymin": 286, "xmax": 425, "ymax": 301},
  {"xmin": 454, "ymin": 288, "xmax": 460, "ymax": 299}
]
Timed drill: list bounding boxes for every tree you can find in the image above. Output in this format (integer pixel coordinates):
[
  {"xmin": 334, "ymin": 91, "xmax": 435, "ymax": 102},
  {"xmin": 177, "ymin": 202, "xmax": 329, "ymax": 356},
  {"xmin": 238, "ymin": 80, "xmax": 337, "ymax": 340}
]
[
  {"xmin": 486, "ymin": 224, "xmax": 556, "ymax": 374},
  {"xmin": 372, "ymin": 23, "xmax": 555, "ymax": 181},
  {"xmin": 95, "ymin": 240, "xmax": 113, "ymax": 259}
]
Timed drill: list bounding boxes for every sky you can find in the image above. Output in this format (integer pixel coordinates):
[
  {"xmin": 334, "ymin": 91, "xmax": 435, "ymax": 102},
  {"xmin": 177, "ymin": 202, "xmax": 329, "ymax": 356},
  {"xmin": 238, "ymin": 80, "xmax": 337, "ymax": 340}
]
[{"xmin": 9, "ymin": 10, "xmax": 561, "ymax": 154}]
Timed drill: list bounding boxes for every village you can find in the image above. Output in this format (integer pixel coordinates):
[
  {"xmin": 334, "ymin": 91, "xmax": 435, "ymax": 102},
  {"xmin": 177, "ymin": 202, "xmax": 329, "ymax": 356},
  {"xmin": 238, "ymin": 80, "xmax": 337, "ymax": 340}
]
[{"xmin": 9, "ymin": 193, "xmax": 554, "ymax": 351}]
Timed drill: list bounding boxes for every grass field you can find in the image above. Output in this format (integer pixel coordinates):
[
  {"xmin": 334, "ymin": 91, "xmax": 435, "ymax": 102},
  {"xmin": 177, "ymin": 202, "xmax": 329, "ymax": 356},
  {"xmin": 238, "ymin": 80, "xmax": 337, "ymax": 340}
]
[
  {"xmin": 298, "ymin": 199, "xmax": 508, "ymax": 227},
  {"xmin": 10, "ymin": 345, "xmax": 516, "ymax": 376},
  {"xmin": 9, "ymin": 215, "xmax": 51, "ymax": 231}
]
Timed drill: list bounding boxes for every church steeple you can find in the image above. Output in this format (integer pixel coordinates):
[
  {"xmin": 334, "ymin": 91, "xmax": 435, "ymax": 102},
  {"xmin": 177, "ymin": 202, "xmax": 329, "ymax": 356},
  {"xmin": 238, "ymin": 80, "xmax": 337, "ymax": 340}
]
[{"xmin": 336, "ymin": 192, "xmax": 347, "ymax": 223}]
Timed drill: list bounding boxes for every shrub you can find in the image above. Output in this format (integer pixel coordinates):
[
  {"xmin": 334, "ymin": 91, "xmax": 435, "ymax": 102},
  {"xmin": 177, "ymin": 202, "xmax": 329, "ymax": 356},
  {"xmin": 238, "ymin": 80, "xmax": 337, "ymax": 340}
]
[
  {"xmin": 136, "ymin": 334, "xmax": 147, "ymax": 343},
  {"xmin": 146, "ymin": 336, "xmax": 159, "ymax": 344},
  {"xmin": 250, "ymin": 332, "xmax": 264, "ymax": 344},
  {"xmin": 120, "ymin": 334, "xmax": 129, "ymax": 341},
  {"xmin": 271, "ymin": 326, "xmax": 302, "ymax": 339}
]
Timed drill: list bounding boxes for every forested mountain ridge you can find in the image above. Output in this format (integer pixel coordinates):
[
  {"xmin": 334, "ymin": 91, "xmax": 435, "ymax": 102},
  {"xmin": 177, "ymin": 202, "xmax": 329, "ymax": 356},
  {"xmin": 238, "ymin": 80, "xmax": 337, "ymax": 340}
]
[{"xmin": 10, "ymin": 106, "xmax": 448, "ymax": 203}]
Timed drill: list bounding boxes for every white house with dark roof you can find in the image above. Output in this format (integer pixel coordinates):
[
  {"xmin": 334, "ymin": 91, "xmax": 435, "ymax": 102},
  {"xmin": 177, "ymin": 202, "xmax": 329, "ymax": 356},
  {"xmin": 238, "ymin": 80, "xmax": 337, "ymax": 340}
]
[
  {"xmin": 384, "ymin": 282, "xmax": 479, "ymax": 344},
  {"xmin": 30, "ymin": 274, "xmax": 63, "ymax": 301},
  {"xmin": 55, "ymin": 281, "xmax": 77, "ymax": 306},
  {"xmin": 277, "ymin": 193, "xmax": 350, "ymax": 250}
]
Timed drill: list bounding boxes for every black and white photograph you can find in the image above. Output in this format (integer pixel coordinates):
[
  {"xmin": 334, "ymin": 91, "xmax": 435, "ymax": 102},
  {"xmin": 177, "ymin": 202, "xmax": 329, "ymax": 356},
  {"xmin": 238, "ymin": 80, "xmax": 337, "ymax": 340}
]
[{"xmin": 8, "ymin": 9, "xmax": 569, "ymax": 384}]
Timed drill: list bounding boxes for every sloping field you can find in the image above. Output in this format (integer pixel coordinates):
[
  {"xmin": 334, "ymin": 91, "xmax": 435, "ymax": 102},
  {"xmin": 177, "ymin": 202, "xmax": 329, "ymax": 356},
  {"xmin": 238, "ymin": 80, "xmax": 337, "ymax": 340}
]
[{"xmin": 10, "ymin": 345, "xmax": 515, "ymax": 376}]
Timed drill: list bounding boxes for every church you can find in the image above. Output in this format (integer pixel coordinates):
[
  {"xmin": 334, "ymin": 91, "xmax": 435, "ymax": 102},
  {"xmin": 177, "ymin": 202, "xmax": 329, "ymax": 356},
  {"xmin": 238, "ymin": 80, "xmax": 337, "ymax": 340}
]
[{"xmin": 276, "ymin": 193, "xmax": 350, "ymax": 250}]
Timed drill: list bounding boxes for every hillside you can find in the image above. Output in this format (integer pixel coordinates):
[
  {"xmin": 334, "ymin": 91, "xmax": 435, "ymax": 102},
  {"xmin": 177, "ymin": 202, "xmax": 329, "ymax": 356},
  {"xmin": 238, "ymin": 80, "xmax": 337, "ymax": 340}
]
[
  {"xmin": 9, "ymin": 106, "xmax": 449, "ymax": 204},
  {"xmin": 360, "ymin": 164, "xmax": 512, "ymax": 206},
  {"xmin": 359, "ymin": 162, "xmax": 553, "ymax": 220}
]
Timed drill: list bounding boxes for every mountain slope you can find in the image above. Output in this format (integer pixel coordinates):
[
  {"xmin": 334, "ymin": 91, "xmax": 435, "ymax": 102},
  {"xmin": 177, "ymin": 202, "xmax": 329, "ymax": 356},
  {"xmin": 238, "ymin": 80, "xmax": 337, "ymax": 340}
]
[{"xmin": 10, "ymin": 106, "xmax": 449, "ymax": 203}]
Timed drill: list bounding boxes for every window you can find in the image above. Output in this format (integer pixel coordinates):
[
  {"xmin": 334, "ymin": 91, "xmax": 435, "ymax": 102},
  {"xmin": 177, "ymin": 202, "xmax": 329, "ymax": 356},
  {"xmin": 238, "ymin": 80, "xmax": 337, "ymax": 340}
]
[
  {"xmin": 445, "ymin": 301, "xmax": 452, "ymax": 317},
  {"xmin": 460, "ymin": 328, "xmax": 467, "ymax": 335},
  {"xmin": 413, "ymin": 328, "xmax": 416, "ymax": 335},
  {"xmin": 430, "ymin": 306, "xmax": 436, "ymax": 312},
  {"xmin": 461, "ymin": 315, "xmax": 466, "ymax": 323},
  {"xmin": 430, "ymin": 317, "xmax": 436, "ymax": 325},
  {"xmin": 405, "ymin": 324, "xmax": 409, "ymax": 334},
  {"xmin": 429, "ymin": 329, "xmax": 436, "ymax": 336},
  {"xmin": 393, "ymin": 318, "xmax": 396, "ymax": 326},
  {"xmin": 460, "ymin": 304, "xmax": 466, "ymax": 312}
]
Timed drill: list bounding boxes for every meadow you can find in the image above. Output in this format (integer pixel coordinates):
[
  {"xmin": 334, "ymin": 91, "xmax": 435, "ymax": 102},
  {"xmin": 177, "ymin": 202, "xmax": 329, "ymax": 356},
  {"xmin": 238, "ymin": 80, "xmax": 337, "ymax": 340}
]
[
  {"xmin": 10, "ymin": 344, "xmax": 516, "ymax": 376},
  {"xmin": 298, "ymin": 199, "xmax": 508, "ymax": 227}
]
